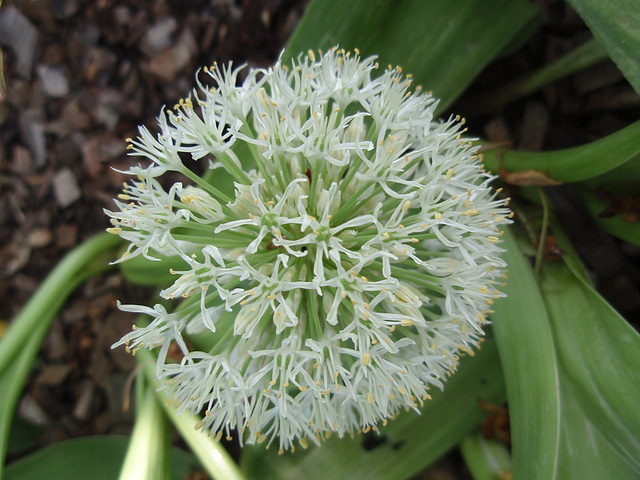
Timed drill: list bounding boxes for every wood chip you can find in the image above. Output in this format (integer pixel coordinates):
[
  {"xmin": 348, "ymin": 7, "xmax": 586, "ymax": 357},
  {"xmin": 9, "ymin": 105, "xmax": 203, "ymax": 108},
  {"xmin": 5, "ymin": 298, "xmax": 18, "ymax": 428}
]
[
  {"xmin": 140, "ymin": 16, "xmax": 178, "ymax": 56},
  {"xmin": 18, "ymin": 394, "xmax": 49, "ymax": 426},
  {"xmin": 518, "ymin": 101, "xmax": 549, "ymax": 152},
  {"xmin": 36, "ymin": 65, "xmax": 70, "ymax": 98},
  {"xmin": 73, "ymin": 379, "xmax": 95, "ymax": 421},
  {"xmin": 19, "ymin": 109, "xmax": 47, "ymax": 168},
  {"xmin": 0, "ymin": 6, "xmax": 39, "ymax": 78},
  {"xmin": 37, "ymin": 364, "xmax": 73, "ymax": 386},
  {"xmin": 484, "ymin": 117, "xmax": 512, "ymax": 146},
  {"xmin": 27, "ymin": 228, "xmax": 53, "ymax": 248},
  {"xmin": 52, "ymin": 168, "xmax": 82, "ymax": 208}
]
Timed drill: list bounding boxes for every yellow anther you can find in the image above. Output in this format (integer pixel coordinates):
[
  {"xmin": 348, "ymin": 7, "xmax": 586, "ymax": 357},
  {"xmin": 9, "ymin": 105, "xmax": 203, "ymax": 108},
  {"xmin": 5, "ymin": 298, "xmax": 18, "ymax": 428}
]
[{"xmin": 362, "ymin": 353, "xmax": 371, "ymax": 366}]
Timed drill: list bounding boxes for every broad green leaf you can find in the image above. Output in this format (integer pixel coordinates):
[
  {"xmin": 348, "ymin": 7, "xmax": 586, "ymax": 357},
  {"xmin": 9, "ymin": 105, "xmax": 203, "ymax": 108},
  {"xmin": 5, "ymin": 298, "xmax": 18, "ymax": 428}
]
[
  {"xmin": 556, "ymin": 381, "xmax": 639, "ymax": 479},
  {"xmin": 480, "ymin": 120, "xmax": 640, "ymax": 184},
  {"xmin": 460, "ymin": 433, "xmax": 512, "ymax": 480},
  {"xmin": 540, "ymin": 256, "xmax": 640, "ymax": 473},
  {"xmin": 573, "ymin": 186, "xmax": 640, "ymax": 247},
  {"xmin": 567, "ymin": 0, "xmax": 640, "ymax": 95},
  {"xmin": 490, "ymin": 228, "xmax": 560, "ymax": 480},
  {"xmin": 4, "ymin": 436, "xmax": 198, "ymax": 480},
  {"xmin": 241, "ymin": 338, "xmax": 506, "ymax": 480},
  {"xmin": 284, "ymin": 0, "xmax": 540, "ymax": 113}
]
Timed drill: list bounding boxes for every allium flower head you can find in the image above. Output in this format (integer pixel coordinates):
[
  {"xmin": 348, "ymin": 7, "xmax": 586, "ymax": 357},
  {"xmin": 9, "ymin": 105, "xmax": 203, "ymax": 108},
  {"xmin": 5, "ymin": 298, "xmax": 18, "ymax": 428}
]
[{"xmin": 107, "ymin": 47, "xmax": 511, "ymax": 452}]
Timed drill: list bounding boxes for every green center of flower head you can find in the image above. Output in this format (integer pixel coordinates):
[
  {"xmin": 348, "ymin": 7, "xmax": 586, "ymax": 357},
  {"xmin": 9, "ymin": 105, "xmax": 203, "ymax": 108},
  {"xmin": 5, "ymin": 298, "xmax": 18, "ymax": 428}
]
[{"xmin": 106, "ymin": 47, "xmax": 511, "ymax": 453}]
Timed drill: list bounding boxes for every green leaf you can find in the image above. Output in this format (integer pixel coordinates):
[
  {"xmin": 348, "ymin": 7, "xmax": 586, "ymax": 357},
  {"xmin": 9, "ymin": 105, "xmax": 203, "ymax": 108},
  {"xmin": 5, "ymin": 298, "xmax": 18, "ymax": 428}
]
[
  {"xmin": 460, "ymin": 433, "xmax": 512, "ymax": 480},
  {"xmin": 459, "ymin": 38, "xmax": 609, "ymax": 116},
  {"xmin": 136, "ymin": 348, "xmax": 248, "ymax": 480},
  {"xmin": 284, "ymin": 0, "xmax": 540, "ymax": 113},
  {"xmin": 490, "ymin": 228, "xmax": 560, "ymax": 480},
  {"xmin": 573, "ymin": 186, "xmax": 640, "ymax": 247},
  {"xmin": 118, "ymin": 375, "xmax": 172, "ymax": 480},
  {"xmin": 4, "ymin": 436, "xmax": 198, "ymax": 480},
  {"xmin": 118, "ymin": 251, "xmax": 183, "ymax": 286},
  {"xmin": 480, "ymin": 120, "xmax": 640, "ymax": 184},
  {"xmin": 7, "ymin": 416, "xmax": 44, "ymax": 456},
  {"xmin": 241, "ymin": 338, "xmax": 506, "ymax": 480},
  {"xmin": 540, "ymin": 252, "xmax": 640, "ymax": 474},
  {"xmin": 567, "ymin": 0, "xmax": 640, "ymax": 95},
  {"xmin": 0, "ymin": 234, "xmax": 121, "ymax": 476},
  {"xmin": 556, "ymin": 381, "xmax": 639, "ymax": 479}
]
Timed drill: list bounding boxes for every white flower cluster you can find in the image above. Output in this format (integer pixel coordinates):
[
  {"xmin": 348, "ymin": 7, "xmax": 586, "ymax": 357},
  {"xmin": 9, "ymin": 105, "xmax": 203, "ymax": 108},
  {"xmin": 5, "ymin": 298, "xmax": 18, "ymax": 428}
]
[{"xmin": 107, "ymin": 47, "xmax": 511, "ymax": 453}]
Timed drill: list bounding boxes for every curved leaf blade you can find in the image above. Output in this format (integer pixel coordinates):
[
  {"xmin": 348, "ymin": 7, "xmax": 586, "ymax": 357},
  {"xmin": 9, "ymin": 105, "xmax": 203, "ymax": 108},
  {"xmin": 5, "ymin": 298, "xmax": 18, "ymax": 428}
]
[
  {"xmin": 490, "ymin": 228, "xmax": 561, "ymax": 480},
  {"xmin": 480, "ymin": 120, "xmax": 640, "ymax": 184},
  {"xmin": 4, "ymin": 436, "xmax": 197, "ymax": 480},
  {"xmin": 567, "ymin": 0, "xmax": 640, "ymax": 95},
  {"xmin": 284, "ymin": 0, "xmax": 540, "ymax": 113},
  {"xmin": 540, "ymin": 257, "xmax": 640, "ymax": 472}
]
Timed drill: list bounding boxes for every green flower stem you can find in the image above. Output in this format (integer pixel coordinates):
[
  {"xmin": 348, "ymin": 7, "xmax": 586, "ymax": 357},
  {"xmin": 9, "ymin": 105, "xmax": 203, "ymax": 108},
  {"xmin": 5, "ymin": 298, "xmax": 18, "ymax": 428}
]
[
  {"xmin": 180, "ymin": 167, "xmax": 234, "ymax": 205},
  {"xmin": 533, "ymin": 188, "xmax": 550, "ymax": 278},
  {"xmin": 118, "ymin": 374, "xmax": 171, "ymax": 480},
  {"xmin": 0, "ymin": 232, "xmax": 122, "ymax": 476},
  {"xmin": 0, "ymin": 233, "xmax": 122, "ymax": 379},
  {"xmin": 136, "ymin": 348, "xmax": 247, "ymax": 480},
  {"xmin": 460, "ymin": 38, "xmax": 608, "ymax": 116}
]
